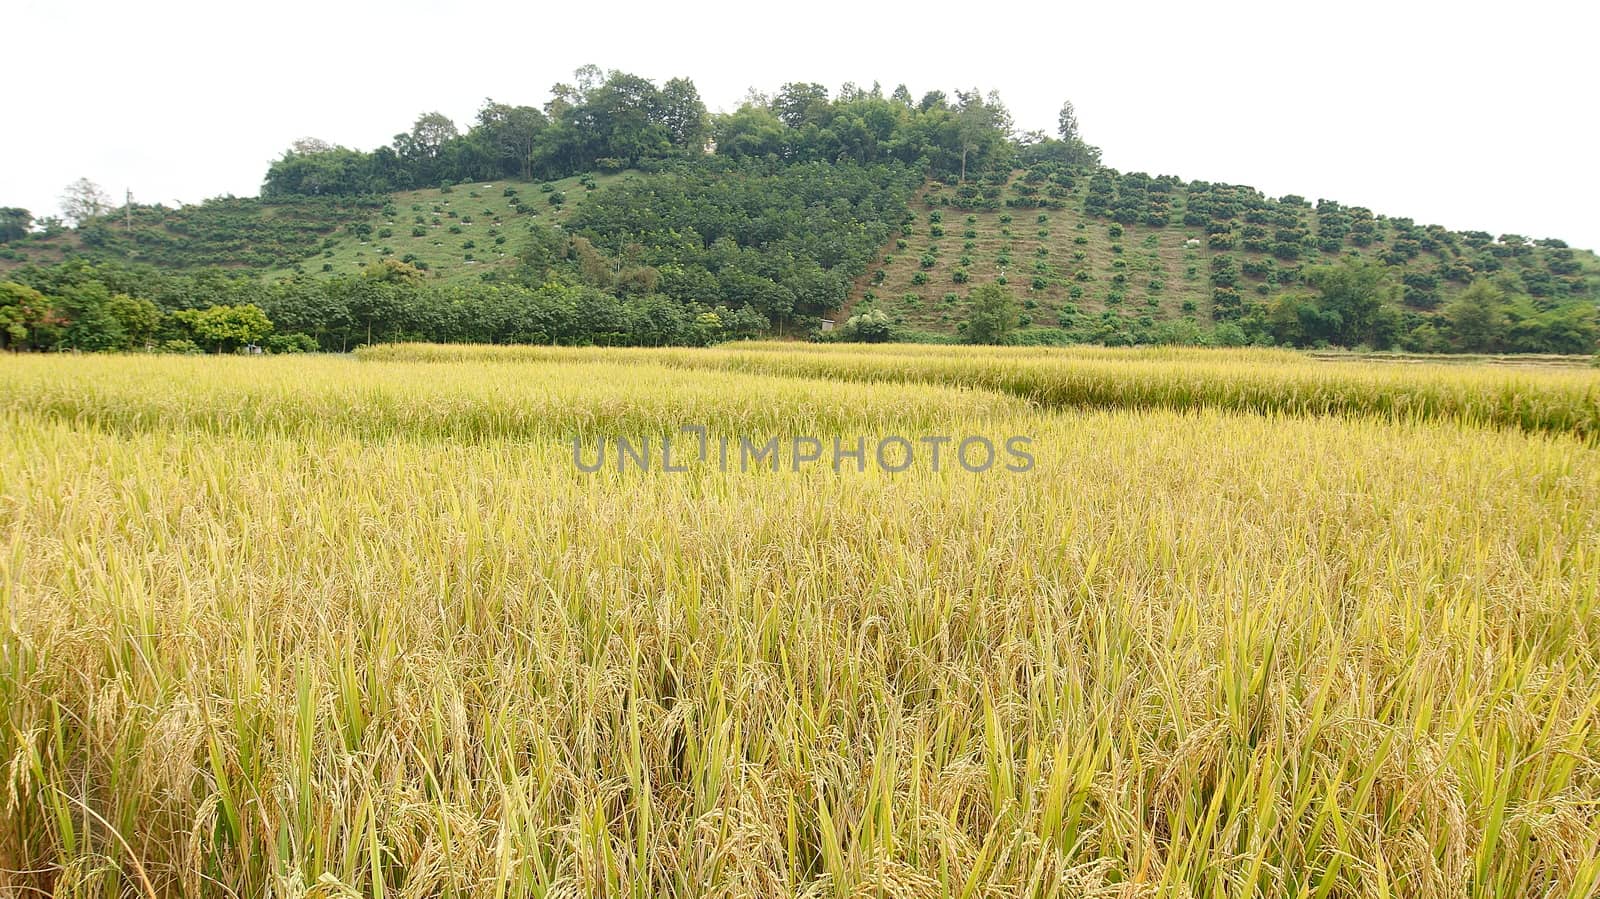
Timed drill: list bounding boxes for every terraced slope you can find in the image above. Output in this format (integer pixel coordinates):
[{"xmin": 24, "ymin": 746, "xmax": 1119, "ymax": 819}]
[{"xmin": 851, "ymin": 169, "xmax": 1600, "ymax": 339}]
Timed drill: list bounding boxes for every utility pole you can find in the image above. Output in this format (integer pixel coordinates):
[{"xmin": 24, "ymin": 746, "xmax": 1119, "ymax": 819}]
[{"xmin": 124, "ymin": 189, "xmax": 132, "ymax": 231}]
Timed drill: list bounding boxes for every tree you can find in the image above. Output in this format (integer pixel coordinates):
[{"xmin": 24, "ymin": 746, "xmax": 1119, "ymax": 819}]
[
  {"xmin": 1303, "ymin": 259, "xmax": 1396, "ymax": 347},
  {"xmin": 60, "ymin": 178, "xmax": 112, "ymax": 226},
  {"xmin": 660, "ymin": 77, "xmax": 710, "ymax": 153},
  {"xmin": 838, "ymin": 308, "xmax": 893, "ymax": 342},
  {"xmin": 407, "ymin": 113, "xmax": 459, "ymax": 159},
  {"xmin": 0, "ymin": 207, "xmax": 31, "ymax": 242},
  {"xmin": 105, "ymin": 293, "xmax": 164, "ymax": 348},
  {"xmin": 56, "ymin": 281, "xmax": 126, "ymax": 351},
  {"xmin": 177, "ymin": 303, "xmax": 274, "ymax": 353},
  {"xmin": 954, "ymin": 89, "xmax": 1011, "ymax": 181},
  {"xmin": 474, "ymin": 100, "xmax": 548, "ymax": 179},
  {"xmin": 1057, "ymin": 100, "xmax": 1080, "ymax": 143},
  {"xmin": 1443, "ymin": 281, "xmax": 1507, "ymax": 352},
  {"xmin": 291, "ymin": 137, "xmax": 336, "ymax": 155},
  {"xmin": 771, "ymin": 82, "xmax": 830, "ymax": 129},
  {"xmin": 712, "ymin": 105, "xmax": 788, "ymax": 158},
  {"xmin": 964, "ymin": 282, "xmax": 1020, "ymax": 344},
  {"xmin": 0, "ymin": 281, "xmax": 51, "ymax": 348}
]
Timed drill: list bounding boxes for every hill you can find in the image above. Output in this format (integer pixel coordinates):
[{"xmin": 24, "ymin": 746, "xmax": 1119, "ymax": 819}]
[{"xmin": 2, "ymin": 67, "xmax": 1598, "ymax": 354}]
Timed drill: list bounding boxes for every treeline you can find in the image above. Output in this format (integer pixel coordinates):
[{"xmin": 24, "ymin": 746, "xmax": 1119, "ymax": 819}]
[
  {"xmin": 1, "ymin": 257, "xmax": 769, "ymax": 354},
  {"xmin": 6, "ymin": 256, "xmax": 1594, "ymax": 356},
  {"xmin": 261, "ymin": 67, "xmax": 1091, "ymax": 195}
]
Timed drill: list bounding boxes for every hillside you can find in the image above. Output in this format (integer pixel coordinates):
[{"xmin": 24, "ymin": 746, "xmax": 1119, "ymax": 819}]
[
  {"xmin": 263, "ymin": 171, "xmax": 635, "ymax": 281},
  {"xmin": 0, "ymin": 172, "xmax": 624, "ymax": 283},
  {"xmin": 0, "ymin": 195, "xmax": 380, "ymax": 271},
  {"xmin": 849, "ymin": 165, "xmax": 1600, "ymax": 343}
]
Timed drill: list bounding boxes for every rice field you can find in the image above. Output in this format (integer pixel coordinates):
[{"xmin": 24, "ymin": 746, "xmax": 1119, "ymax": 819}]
[{"xmin": 2, "ymin": 344, "xmax": 1599, "ymax": 898}]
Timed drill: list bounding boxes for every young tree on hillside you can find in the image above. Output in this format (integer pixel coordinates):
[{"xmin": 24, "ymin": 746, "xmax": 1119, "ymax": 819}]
[{"xmin": 59, "ymin": 178, "xmax": 112, "ymax": 226}]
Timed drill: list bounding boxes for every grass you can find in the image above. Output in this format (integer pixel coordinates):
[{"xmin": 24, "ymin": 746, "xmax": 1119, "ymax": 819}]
[{"xmin": 3, "ymin": 345, "xmax": 1600, "ymax": 897}]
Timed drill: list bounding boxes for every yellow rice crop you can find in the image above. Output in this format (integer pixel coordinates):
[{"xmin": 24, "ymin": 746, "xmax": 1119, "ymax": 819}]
[{"xmin": 2, "ymin": 347, "xmax": 1599, "ymax": 898}]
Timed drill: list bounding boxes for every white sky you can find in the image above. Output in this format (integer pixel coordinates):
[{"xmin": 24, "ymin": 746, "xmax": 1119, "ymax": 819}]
[{"xmin": 7, "ymin": 0, "xmax": 1598, "ymax": 251}]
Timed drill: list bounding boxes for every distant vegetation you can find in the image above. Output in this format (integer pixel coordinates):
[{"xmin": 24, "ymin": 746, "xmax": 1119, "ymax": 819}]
[{"xmin": 2, "ymin": 66, "xmax": 1596, "ymax": 353}]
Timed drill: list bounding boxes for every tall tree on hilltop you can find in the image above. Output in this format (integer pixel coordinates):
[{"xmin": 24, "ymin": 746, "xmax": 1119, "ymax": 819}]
[
  {"xmin": 660, "ymin": 77, "xmax": 710, "ymax": 154},
  {"xmin": 1057, "ymin": 100, "xmax": 1080, "ymax": 143},
  {"xmin": 60, "ymin": 178, "xmax": 112, "ymax": 226},
  {"xmin": 954, "ymin": 89, "xmax": 1010, "ymax": 181},
  {"xmin": 474, "ymin": 100, "xmax": 548, "ymax": 179}
]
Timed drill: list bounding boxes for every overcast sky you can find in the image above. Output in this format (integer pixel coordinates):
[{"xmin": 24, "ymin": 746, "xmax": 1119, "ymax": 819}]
[{"xmin": 7, "ymin": 0, "xmax": 1598, "ymax": 250}]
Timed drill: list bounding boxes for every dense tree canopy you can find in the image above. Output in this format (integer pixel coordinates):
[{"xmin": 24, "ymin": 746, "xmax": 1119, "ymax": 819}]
[{"xmin": 262, "ymin": 69, "xmax": 1026, "ymax": 197}]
